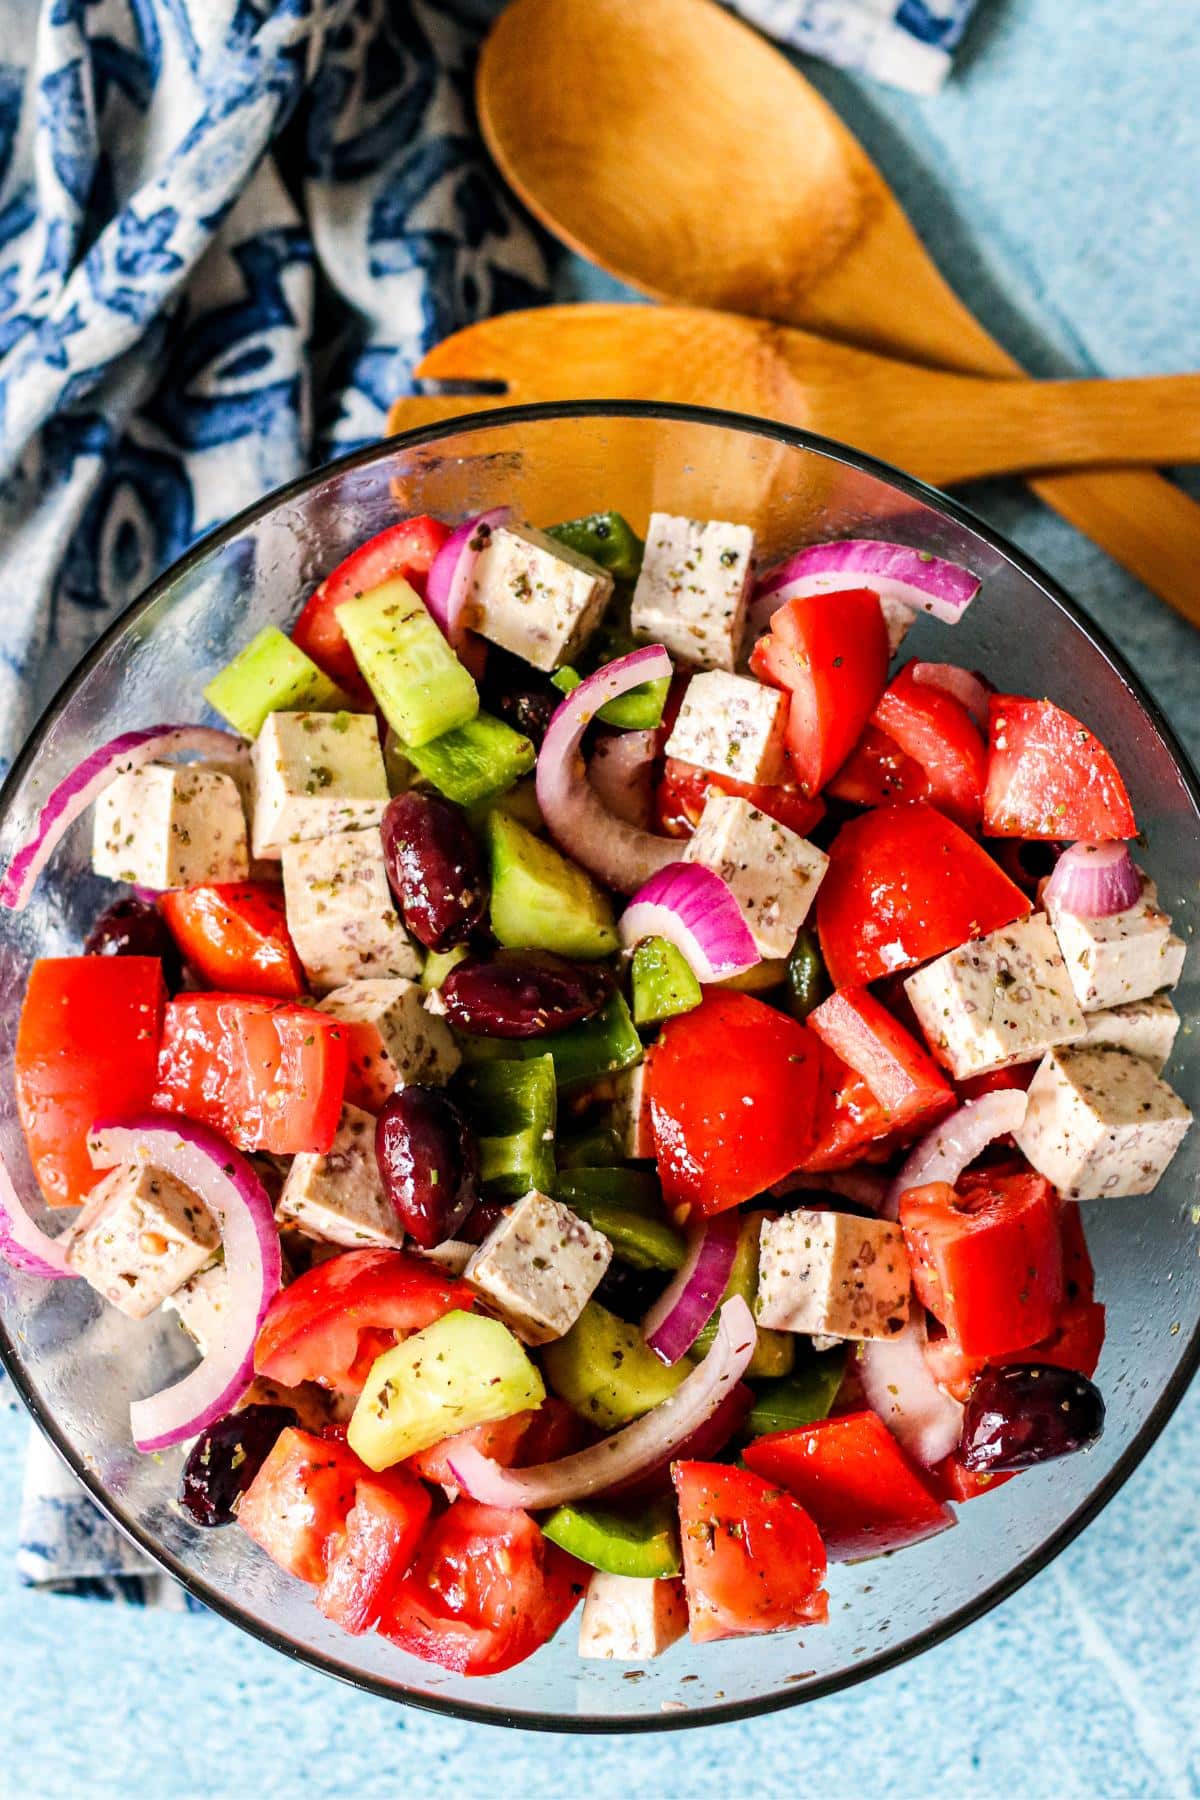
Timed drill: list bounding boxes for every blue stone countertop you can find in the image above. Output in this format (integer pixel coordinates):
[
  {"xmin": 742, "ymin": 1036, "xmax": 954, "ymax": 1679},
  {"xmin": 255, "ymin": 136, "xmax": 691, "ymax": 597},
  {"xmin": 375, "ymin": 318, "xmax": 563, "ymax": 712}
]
[{"xmin": 2, "ymin": 2, "xmax": 1198, "ymax": 1793}]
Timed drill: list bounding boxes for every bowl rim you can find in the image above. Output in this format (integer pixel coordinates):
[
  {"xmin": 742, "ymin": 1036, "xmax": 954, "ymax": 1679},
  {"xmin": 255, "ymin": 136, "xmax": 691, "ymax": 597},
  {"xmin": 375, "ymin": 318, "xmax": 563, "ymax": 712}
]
[{"xmin": 1, "ymin": 397, "xmax": 1198, "ymax": 1734}]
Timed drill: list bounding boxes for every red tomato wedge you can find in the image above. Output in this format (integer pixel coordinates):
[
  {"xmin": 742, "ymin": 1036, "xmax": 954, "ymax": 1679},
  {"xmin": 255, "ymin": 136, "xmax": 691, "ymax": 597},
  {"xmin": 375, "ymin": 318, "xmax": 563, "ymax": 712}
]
[
  {"xmin": 15, "ymin": 957, "xmax": 166, "ymax": 1206},
  {"xmin": 816, "ymin": 802, "xmax": 1030, "ymax": 989},
  {"xmin": 159, "ymin": 883, "xmax": 306, "ymax": 1000},
  {"xmin": 925, "ymin": 1297, "xmax": 1107, "ymax": 1403},
  {"xmin": 655, "ymin": 756, "xmax": 826, "ymax": 841},
  {"xmin": 749, "ymin": 588, "xmax": 890, "ymax": 795},
  {"xmin": 255, "ymin": 1248, "xmax": 474, "ymax": 1390},
  {"xmin": 983, "ymin": 695, "xmax": 1136, "ymax": 840},
  {"xmin": 381, "ymin": 1501, "xmax": 585, "ymax": 1675},
  {"xmin": 927, "ymin": 1455, "xmax": 1015, "ymax": 1504},
  {"xmin": 743, "ymin": 1411, "xmax": 955, "ymax": 1562},
  {"xmin": 900, "ymin": 1172, "xmax": 1063, "ymax": 1359},
  {"xmin": 317, "ymin": 1470, "xmax": 432, "ymax": 1634},
  {"xmin": 238, "ymin": 1427, "xmax": 368, "ymax": 1584},
  {"xmin": 672, "ymin": 1462, "xmax": 827, "ymax": 1642},
  {"xmin": 153, "ymin": 992, "xmax": 348, "ymax": 1155},
  {"xmin": 808, "ymin": 987, "xmax": 955, "ymax": 1136},
  {"xmin": 799, "ymin": 1045, "xmax": 898, "ymax": 1173},
  {"xmin": 871, "ymin": 663, "xmax": 987, "ymax": 828},
  {"xmin": 292, "ymin": 515, "xmax": 450, "ymax": 694},
  {"xmin": 645, "ymin": 993, "xmax": 821, "ymax": 1217},
  {"xmin": 406, "ymin": 1412, "xmax": 539, "ymax": 1488},
  {"xmin": 826, "ymin": 724, "xmax": 928, "ymax": 809}
]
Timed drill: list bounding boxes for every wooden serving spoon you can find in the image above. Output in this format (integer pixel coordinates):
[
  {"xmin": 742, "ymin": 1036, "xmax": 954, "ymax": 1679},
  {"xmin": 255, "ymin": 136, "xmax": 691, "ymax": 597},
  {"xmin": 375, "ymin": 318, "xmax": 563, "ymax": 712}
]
[
  {"xmin": 475, "ymin": 0, "xmax": 1200, "ymax": 625},
  {"xmin": 387, "ymin": 304, "xmax": 1200, "ymax": 490}
]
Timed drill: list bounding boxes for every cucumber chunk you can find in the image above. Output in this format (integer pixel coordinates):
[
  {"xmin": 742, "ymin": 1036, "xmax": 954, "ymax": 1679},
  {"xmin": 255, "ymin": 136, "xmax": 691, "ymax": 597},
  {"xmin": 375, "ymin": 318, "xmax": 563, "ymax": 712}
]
[
  {"xmin": 744, "ymin": 1347, "xmax": 846, "ymax": 1439},
  {"xmin": 551, "ymin": 665, "xmax": 669, "ymax": 731},
  {"xmin": 347, "ymin": 1310, "xmax": 544, "ymax": 1470},
  {"xmin": 455, "ymin": 1053, "xmax": 557, "ymax": 1197},
  {"xmin": 547, "ymin": 511, "xmax": 644, "ymax": 584},
  {"xmin": 407, "ymin": 711, "xmax": 534, "ymax": 805},
  {"xmin": 421, "ymin": 944, "xmax": 469, "ymax": 992},
  {"xmin": 630, "ymin": 936, "xmax": 702, "ymax": 1026},
  {"xmin": 542, "ymin": 1496, "xmax": 681, "ymax": 1579},
  {"xmin": 543, "ymin": 1301, "xmax": 685, "ymax": 1430},
  {"xmin": 487, "ymin": 811, "xmax": 618, "ymax": 959},
  {"xmin": 690, "ymin": 1211, "xmax": 794, "ymax": 1380},
  {"xmin": 336, "ymin": 577, "xmax": 477, "ymax": 748},
  {"xmin": 458, "ymin": 992, "xmax": 642, "ymax": 1092},
  {"xmin": 203, "ymin": 626, "xmax": 350, "ymax": 739}
]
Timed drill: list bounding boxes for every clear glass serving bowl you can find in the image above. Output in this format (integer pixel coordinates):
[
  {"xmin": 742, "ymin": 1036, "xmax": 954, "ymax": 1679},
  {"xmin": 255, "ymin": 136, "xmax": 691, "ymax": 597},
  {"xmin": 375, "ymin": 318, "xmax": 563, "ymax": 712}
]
[{"xmin": 0, "ymin": 404, "xmax": 1196, "ymax": 1733}]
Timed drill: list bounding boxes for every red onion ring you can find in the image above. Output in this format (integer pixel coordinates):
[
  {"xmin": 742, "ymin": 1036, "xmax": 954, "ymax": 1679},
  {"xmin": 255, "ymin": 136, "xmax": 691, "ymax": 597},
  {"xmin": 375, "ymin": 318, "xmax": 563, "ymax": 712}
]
[
  {"xmin": 0, "ymin": 1149, "xmax": 78, "ymax": 1280},
  {"xmin": 911, "ymin": 662, "xmax": 990, "ymax": 730},
  {"xmin": 882, "ymin": 1089, "xmax": 1029, "ymax": 1221},
  {"xmin": 860, "ymin": 1316, "xmax": 965, "ymax": 1467},
  {"xmin": 1043, "ymin": 841, "xmax": 1142, "ymax": 917},
  {"xmin": 588, "ymin": 729, "xmax": 658, "ymax": 829},
  {"xmin": 642, "ymin": 1214, "xmax": 741, "ymax": 1364},
  {"xmin": 756, "ymin": 540, "xmax": 981, "ymax": 623},
  {"xmin": 619, "ymin": 862, "xmax": 759, "ymax": 984}
]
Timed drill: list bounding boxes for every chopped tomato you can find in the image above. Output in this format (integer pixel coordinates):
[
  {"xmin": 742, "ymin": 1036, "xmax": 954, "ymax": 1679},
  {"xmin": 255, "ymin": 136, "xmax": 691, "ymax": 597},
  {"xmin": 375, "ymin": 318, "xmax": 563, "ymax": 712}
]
[
  {"xmin": 406, "ymin": 1411, "xmax": 538, "ymax": 1487},
  {"xmin": 15, "ymin": 957, "xmax": 166, "ymax": 1207},
  {"xmin": 900, "ymin": 1172, "xmax": 1063, "ymax": 1359},
  {"xmin": 238, "ymin": 1427, "xmax": 367, "ymax": 1583},
  {"xmin": 743, "ymin": 1411, "xmax": 954, "ymax": 1562},
  {"xmin": 871, "ymin": 663, "xmax": 987, "ymax": 828},
  {"xmin": 655, "ymin": 756, "xmax": 826, "ymax": 841},
  {"xmin": 825, "ymin": 724, "xmax": 928, "ymax": 808},
  {"xmin": 799, "ymin": 1044, "xmax": 901, "ymax": 1172},
  {"xmin": 672, "ymin": 1462, "xmax": 827, "ymax": 1642},
  {"xmin": 927, "ymin": 1455, "xmax": 1015, "ymax": 1504},
  {"xmin": 153, "ymin": 992, "xmax": 348, "ymax": 1155},
  {"xmin": 983, "ymin": 695, "xmax": 1136, "ymax": 840},
  {"xmin": 955, "ymin": 1065, "xmax": 1035, "ymax": 1106},
  {"xmin": 255, "ymin": 1247, "xmax": 474, "ymax": 1390},
  {"xmin": 338, "ymin": 1017, "xmax": 401, "ymax": 1114},
  {"xmin": 645, "ymin": 993, "xmax": 820, "ymax": 1217},
  {"xmin": 159, "ymin": 883, "xmax": 306, "ymax": 1000},
  {"xmin": 292, "ymin": 515, "xmax": 450, "ymax": 694},
  {"xmin": 749, "ymin": 588, "xmax": 889, "ymax": 795},
  {"xmin": 807, "ymin": 987, "xmax": 955, "ymax": 1136},
  {"xmin": 816, "ymin": 802, "xmax": 1030, "ymax": 989},
  {"xmin": 317, "ymin": 1470, "xmax": 432, "ymax": 1633},
  {"xmin": 512, "ymin": 1396, "xmax": 593, "ymax": 1465},
  {"xmin": 381, "ymin": 1501, "xmax": 584, "ymax": 1675}
]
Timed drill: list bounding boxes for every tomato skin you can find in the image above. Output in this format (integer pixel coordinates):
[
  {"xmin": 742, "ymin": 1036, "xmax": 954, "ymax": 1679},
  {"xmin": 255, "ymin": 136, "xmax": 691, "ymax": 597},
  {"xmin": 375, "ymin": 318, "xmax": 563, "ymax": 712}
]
[
  {"xmin": 238, "ymin": 1428, "xmax": 368, "ymax": 1584},
  {"xmin": 900, "ymin": 1173, "xmax": 1063, "ymax": 1359},
  {"xmin": 15, "ymin": 957, "xmax": 166, "ymax": 1207},
  {"xmin": 871, "ymin": 663, "xmax": 987, "ymax": 828},
  {"xmin": 743, "ymin": 1411, "xmax": 954, "ymax": 1562},
  {"xmin": 749, "ymin": 588, "xmax": 889, "ymax": 795},
  {"xmin": 672, "ymin": 1461, "xmax": 827, "ymax": 1642},
  {"xmin": 381, "ymin": 1501, "xmax": 585, "ymax": 1675},
  {"xmin": 159, "ymin": 883, "xmax": 305, "ymax": 1000},
  {"xmin": 153, "ymin": 992, "xmax": 348, "ymax": 1156},
  {"xmin": 816, "ymin": 801, "xmax": 1030, "ymax": 989},
  {"xmin": 808, "ymin": 986, "xmax": 955, "ymax": 1136},
  {"xmin": 799, "ymin": 1045, "xmax": 898, "ymax": 1172},
  {"xmin": 645, "ymin": 993, "xmax": 821, "ymax": 1217},
  {"xmin": 655, "ymin": 757, "xmax": 825, "ymax": 841},
  {"xmin": 927, "ymin": 1455, "xmax": 1015, "ymax": 1504},
  {"xmin": 255, "ymin": 1247, "xmax": 474, "ymax": 1390},
  {"xmin": 292, "ymin": 516, "xmax": 450, "ymax": 693},
  {"xmin": 825, "ymin": 724, "xmax": 928, "ymax": 809},
  {"xmin": 983, "ymin": 695, "xmax": 1136, "ymax": 840},
  {"xmin": 317, "ymin": 1470, "xmax": 432, "ymax": 1633},
  {"xmin": 406, "ymin": 1411, "xmax": 538, "ymax": 1487}
]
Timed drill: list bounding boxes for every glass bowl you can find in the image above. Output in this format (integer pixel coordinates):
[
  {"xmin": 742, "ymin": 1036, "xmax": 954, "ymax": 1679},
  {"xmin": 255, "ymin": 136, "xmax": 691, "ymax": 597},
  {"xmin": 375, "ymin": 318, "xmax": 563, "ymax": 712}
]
[{"xmin": 0, "ymin": 403, "xmax": 1196, "ymax": 1733}]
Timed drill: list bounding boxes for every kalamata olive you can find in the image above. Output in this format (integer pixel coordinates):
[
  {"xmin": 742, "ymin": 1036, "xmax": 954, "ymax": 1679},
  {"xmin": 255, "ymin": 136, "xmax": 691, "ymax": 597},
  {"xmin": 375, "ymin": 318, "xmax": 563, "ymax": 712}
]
[
  {"xmin": 179, "ymin": 1402, "xmax": 298, "ymax": 1526},
  {"xmin": 493, "ymin": 686, "xmax": 557, "ymax": 747},
  {"xmin": 84, "ymin": 896, "xmax": 183, "ymax": 991},
  {"xmin": 381, "ymin": 791, "xmax": 487, "ymax": 951},
  {"xmin": 595, "ymin": 1260, "xmax": 671, "ymax": 1324},
  {"xmin": 439, "ymin": 951, "xmax": 614, "ymax": 1038},
  {"xmin": 375, "ymin": 1086, "xmax": 480, "ymax": 1248},
  {"xmin": 960, "ymin": 1363, "xmax": 1105, "ymax": 1473}
]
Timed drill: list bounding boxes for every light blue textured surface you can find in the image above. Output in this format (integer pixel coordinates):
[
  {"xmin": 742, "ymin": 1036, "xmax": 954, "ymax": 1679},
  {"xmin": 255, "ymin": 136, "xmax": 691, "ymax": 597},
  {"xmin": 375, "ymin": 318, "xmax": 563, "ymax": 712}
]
[{"xmin": 2, "ymin": 0, "xmax": 1199, "ymax": 1791}]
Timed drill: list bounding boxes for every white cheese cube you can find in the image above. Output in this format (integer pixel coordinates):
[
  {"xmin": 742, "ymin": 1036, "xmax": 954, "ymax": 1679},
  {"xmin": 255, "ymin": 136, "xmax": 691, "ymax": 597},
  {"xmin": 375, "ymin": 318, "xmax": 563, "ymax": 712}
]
[
  {"xmin": 1076, "ymin": 994, "xmax": 1180, "ymax": 1073},
  {"xmin": 632, "ymin": 514, "xmax": 755, "ymax": 671},
  {"xmin": 904, "ymin": 913, "xmax": 1085, "ymax": 1080},
  {"xmin": 465, "ymin": 1189, "xmax": 613, "ymax": 1345},
  {"xmin": 578, "ymin": 1573, "xmax": 688, "ymax": 1661},
  {"xmin": 610, "ymin": 1063, "xmax": 654, "ymax": 1159},
  {"xmin": 92, "ymin": 764, "xmax": 249, "ymax": 889},
  {"xmin": 757, "ymin": 1209, "xmax": 910, "ymax": 1341},
  {"xmin": 466, "ymin": 523, "xmax": 614, "ymax": 672},
  {"xmin": 276, "ymin": 1102, "xmax": 405, "ymax": 1248},
  {"xmin": 683, "ymin": 792, "xmax": 828, "ymax": 958},
  {"xmin": 250, "ymin": 710, "xmax": 389, "ymax": 859},
  {"xmin": 1012, "ymin": 1046, "xmax": 1191, "ymax": 1200},
  {"xmin": 162, "ymin": 1259, "xmax": 228, "ymax": 1356},
  {"xmin": 1045, "ymin": 872, "xmax": 1186, "ymax": 1011},
  {"xmin": 63, "ymin": 1163, "xmax": 219, "ymax": 1320},
  {"xmin": 664, "ymin": 670, "xmax": 788, "ymax": 784},
  {"xmin": 318, "ymin": 977, "xmax": 460, "ymax": 1103},
  {"xmin": 282, "ymin": 829, "xmax": 420, "ymax": 993}
]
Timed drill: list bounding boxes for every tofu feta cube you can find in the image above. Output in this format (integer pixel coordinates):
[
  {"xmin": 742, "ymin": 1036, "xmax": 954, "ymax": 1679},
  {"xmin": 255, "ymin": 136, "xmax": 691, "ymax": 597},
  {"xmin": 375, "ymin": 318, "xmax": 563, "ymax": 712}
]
[
  {"xmin": 1012, "ymin": 1046, "xmax": 1191, "ymax": 1199},
  {"xmin": 465, "ymin": 1188, "xmax": 613, "ymax": 1345},
  {"xmin": 92, "ymin": 764, "xmax": 249, "ymax": 889},
  {"xmin": 632, "ymin": 514, "xmax": 755, "ymax": 671},
  {"xmin": 663, "ymin": 670, "xmax": 788, "ymax": 784},
  {"xmin": 1076, "ymin": 993, "xmax": 1180, "ymax": 1073},
  {"xmin": 610, "ymin": 1063, "xmax": 654, "ymax": 1159},
  {"xmin": 757, "ymin": 1209, "xmax": 910, "ymax": 1341},
  {"xmin": 318, "ymin": 977, "xmax": 460, "ymax": 1104},
  {"xmin": 282, "ymin": 829, "xmax": 420, "ymax": 992},
  {"xmin": 683, "ymin": 792, "xmax": 828, "ymax": 958},
  {"xmin": 1046, "ymin": 871, "xmax": 1187, "ymax": 1011},
  {"xmin": 904, "ymin": 913, "xmax": 1085, "ymax": 1080},
  {"xmin": 64, "ymin": 1163, "xmax": 219, "ymax": 1319},
  {"xmin": 162, "ymin": 1258, "xmax": 229, "ymax": 1357},
  {"xmin": 467, "ymin": 523, "xmax": 614, "ymax": 672},
  {"xmin": 276, "ymin": 1102, "xmax": 405, "ymax": 1248},
  {"xmin": 578, "ymin": 1573, "xmax": 688, "ymax": 1661},
  {"xmin": 250, "ymin": 710, "xmax": 389, "ymax": 859}
]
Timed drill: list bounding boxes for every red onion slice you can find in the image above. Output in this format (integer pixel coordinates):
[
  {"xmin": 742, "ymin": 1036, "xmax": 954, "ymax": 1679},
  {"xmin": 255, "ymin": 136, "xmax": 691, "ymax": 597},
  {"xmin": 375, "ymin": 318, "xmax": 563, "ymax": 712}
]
[
  {"xmin": 860, "ymin": 1316, "xmax": 964, "ymax": 1467},
  {"xmin": 0, "ymin": 1150, "xmax": 78, "ymax": 1281},
  {"xmin": 911, "ymin": 662, "xmax": 990, "ymax": 730},
  {"xmin": 588, "ymin": 729, "xmax": 657, "ymax": 829},
  {"xmin": 424, "ymin": 506, "xmax": 510, "ymax": 669},
  {"xmin": 1043, "ymin": 841, "xmax": 1142, "ymax": 917},
  {"xmin": 883, "ymin": 1089, "xmax": 1029, "ymax": 1221},
  {"xmin": 602, "ymin": 1379, "xmax": 754, "ymax": 1500},
  {"xmin": 88, "ymin": 1115, "xmax": 282, "ymax": 1453},
  {"xmin": 536, "ymin": 647, "xmax": 682, "ymax": 896},
  {"xmin": 447, "ymin": 1296, "xmax": 757, "ymax": 1508},
  {"xmin": 619, "ymin": 862, "xmax": 759, "ymax": 983},
  {"xmin": 755, "ymin": 540, "xmax": 981, "ymax": 627},
  {"xmin": 642, "ymin": 1214, "xmax": 741, "ymax": 1364},
  {"xmin": 0, "ymin": 725, "xmax": 246, "ymax": 913}
]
